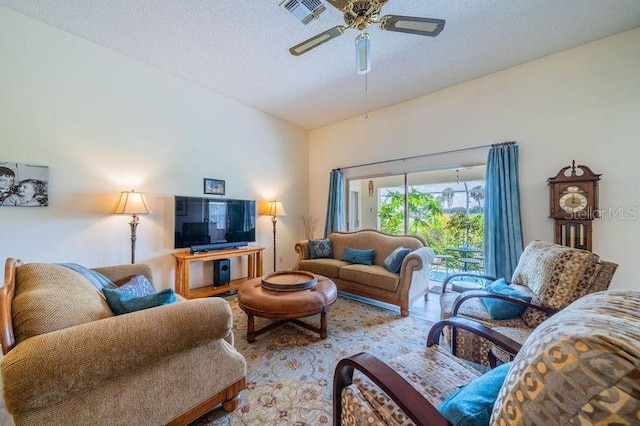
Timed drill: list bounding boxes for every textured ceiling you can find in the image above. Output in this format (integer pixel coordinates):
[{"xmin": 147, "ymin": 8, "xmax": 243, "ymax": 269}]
[{"xmin": 2, "ymin": 0, "xmax": 639, "ymax": 130}]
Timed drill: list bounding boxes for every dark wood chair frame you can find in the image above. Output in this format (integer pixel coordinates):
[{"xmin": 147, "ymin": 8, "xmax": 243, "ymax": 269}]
[
  {"xmin": 440, "ymin": 272, "xmax": 558, "ymax": 366},
  {"xmin": 333, "ymin": 316, "xmax": 522, "ymax": 426}
]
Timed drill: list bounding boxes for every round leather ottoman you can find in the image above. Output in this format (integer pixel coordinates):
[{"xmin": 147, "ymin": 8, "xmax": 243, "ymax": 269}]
[{"xmin": 238, "ymin": 274, "xmax": 337, "ymax": 343}]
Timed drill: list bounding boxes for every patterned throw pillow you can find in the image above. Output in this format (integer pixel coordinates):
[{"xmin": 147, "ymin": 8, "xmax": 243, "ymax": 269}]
[
  {"xmin": 341, "ymin": 247, "xmax": 376, "ymax": 265},
  {"xmin": 383, "ymin": 247, "xmax": 411, "ymax": 273},
  {"xmin": 520, "ymin": 304, "xmax": 551, "ymax": 329},
  {"xmin": 116, "ymin": 274, "xmax": 156, "ymax": 297},
  {"xmin": 309, "ymin": 238, "xmax": 333, "ymax": 259}
]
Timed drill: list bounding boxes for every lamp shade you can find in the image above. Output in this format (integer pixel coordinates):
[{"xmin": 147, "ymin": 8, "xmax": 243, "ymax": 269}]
[
  {"xmin": 112, "ymin": 190, "xmax": 150, "ymax": 215},
  {"xmin": 262, "ymin": 200, "xmax": 286, "ymax": 217}
]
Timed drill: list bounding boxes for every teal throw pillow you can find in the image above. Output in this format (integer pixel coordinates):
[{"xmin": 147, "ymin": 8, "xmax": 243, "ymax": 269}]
[
  {"xmin": 481, "ymin": 278, "xmax": 533, "ymax": 320},
  {"xmin": 309, "ymin": 238, "xmax": 333, "ymax": 259},
  {"xmin": 383, "ymin": 247, "xmax": 411, "ymax": 273},
  {"xmin": 439, "ymin": 362, "xmax": 512, "ymax": 426},
  {"xmin": 340, "ymin": 247, "xmax": 375, "ymax": 265},
  {"xmin": 103, "ymin": 287, "xmax": 176, "ymax": 315}
]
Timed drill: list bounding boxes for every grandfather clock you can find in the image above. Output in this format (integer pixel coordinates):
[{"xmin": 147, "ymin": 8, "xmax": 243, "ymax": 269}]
[{"xmin": 548, "ymin": 161, "xmax": 601, "ymax": 251}]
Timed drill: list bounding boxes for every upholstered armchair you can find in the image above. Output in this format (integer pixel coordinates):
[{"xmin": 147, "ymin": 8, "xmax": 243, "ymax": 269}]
[
  {"xmin": 439, "ymin": 240, "xmax": 618, "ymax": 366},
  {"xmin": 0, "ymin": 259, "xmax": 247, "ymax": 426},
  {"xmin": 334, "ymin": 290, "xmax": 640, "ymax": 425}
]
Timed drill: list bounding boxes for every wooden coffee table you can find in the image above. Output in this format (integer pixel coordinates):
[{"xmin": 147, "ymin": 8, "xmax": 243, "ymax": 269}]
[{"xmin": 238, "ymin": 272, "xmax": 337, "ymax": 343}]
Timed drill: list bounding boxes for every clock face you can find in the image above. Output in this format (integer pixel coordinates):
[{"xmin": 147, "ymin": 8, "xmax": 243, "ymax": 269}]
[{"xmin": 559, "ymin": 186, "xmax": 588, "ymax": 213}]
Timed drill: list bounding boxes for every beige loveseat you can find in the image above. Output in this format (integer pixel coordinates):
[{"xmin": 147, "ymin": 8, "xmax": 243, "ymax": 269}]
[
  {"xmin": 0, "ymin": 258, "xmax": 246, "ymax": 426},
  {"xmin": 294, "ymin": 230, "xmax": 434, "ymax": 317}
]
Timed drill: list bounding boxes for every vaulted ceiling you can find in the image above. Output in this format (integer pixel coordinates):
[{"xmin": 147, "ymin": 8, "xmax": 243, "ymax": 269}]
[{"xmin": 2, "ymin": 0, "xmax": 639, "ymax": 129}]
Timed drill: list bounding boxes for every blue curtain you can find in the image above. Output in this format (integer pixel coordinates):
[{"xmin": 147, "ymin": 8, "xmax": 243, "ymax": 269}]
[
  {"xmin": 324, "ymin": 169, "xmax": 345, "ymax": 237},
  {"xmin": 484, "ymin": 142, "xmax": 524, "ymax": 279}
]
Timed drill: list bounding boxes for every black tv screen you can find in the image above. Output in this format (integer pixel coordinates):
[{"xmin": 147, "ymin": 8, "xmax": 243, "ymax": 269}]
[{"xmin": 174, "ymin": 196, "xmax": 256, "ymax": 251}]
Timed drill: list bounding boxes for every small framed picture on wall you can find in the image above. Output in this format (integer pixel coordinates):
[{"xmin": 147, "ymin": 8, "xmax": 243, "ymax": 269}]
[{"xmin": 204, "ymin": 178, "xmax": 225, "ymax": 195}]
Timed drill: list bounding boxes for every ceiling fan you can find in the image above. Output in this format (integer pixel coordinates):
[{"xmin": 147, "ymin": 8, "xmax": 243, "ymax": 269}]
[{"xmin": 289, "ymin": 0, "xmax": 445, "ymax": 74}]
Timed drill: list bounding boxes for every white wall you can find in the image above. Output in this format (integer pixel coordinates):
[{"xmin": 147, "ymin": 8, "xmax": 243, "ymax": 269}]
[
  {"xmin": 0, "ymin": 7, "xmax": 309, "ymax": 287},
  {"xmin": 310, "ymin": 28, "xmax": 640, "ymax": 290}
]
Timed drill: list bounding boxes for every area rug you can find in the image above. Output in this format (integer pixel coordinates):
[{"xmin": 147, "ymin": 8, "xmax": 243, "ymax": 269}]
[{"xmin": 192, "ymin": 295, "xmax": 433, "ymax": 425}]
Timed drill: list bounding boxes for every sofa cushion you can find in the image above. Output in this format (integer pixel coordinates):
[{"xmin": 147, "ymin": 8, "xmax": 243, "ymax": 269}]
[
  {"xmin": 297, "ymin": 258, "xmax": 349, "ymax": 278},
  {"xmin": 353, "ymin": 346, "xmax": 482, "ymax": 424},
  {"xmin": 341, "ymin": 247, "xmax": 375, "ymax": 265},
  {"xmin": 440, "ymin": 290, "xmax": 528, "ymax": 329},
  {"xmin": 492, "ymin": 291, "xmax": 640, "ymax": 424},
  {"xmin": 583, "ymin": 260, "xmax": 617, "ymax": 295},
  {"xmin": 309, "ymin": 238, "xmax": 333, "ymax": 259},
  {"xmin": 511, "ymin": 241, "xmax": 601, "ymax": 310},
  {"xmin": 383, "ymin": 246, "xmax": 411, "ymax": 273},
  {"xmin": 13, "ymin": 263, "xmax": 114, "ymax": 343},
  {"xmin": 339, "ymin": 264, "xmax": 399, "ymax": 292}
]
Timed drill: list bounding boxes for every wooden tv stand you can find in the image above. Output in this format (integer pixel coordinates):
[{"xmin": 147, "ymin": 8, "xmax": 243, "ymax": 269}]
[{"xmin": 173, "ymin": 246, "xmax": 264, "ymax": 299}]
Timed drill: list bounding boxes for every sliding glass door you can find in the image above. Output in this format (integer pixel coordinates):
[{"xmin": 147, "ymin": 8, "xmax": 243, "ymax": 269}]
[{"xmin": 347, "ymin": 166, "xmax": 486, "ymax": 272}]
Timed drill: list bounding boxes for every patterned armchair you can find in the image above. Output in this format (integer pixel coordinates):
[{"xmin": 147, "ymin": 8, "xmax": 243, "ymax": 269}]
[
  {"xmin": 334, "ymin": 290, "xmax": 640, "ymax": 425},
  {"xmin": 439, "ymin": 240, "xmax": 618, "ymax": 366}
]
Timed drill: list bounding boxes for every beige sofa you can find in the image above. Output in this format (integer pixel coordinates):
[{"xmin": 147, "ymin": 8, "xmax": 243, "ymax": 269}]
[
  {"xmin": 294, "ymin": 230, "xmax": 434, "ymax": 316},
  {"xmin": 0, "ymin": 258, "xmax": 246, "ymax": 426}
]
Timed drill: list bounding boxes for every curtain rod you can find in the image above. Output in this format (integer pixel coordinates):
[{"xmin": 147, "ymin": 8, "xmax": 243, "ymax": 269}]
[{"xmin": 334, "ymin": 141, "xmax": 515, "ymax": 171}]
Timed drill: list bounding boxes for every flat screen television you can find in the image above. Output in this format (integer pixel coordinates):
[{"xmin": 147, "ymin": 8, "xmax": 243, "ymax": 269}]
[{"xmin": 174, "ymin": 196, "xmax": 256, "ymax": 252}]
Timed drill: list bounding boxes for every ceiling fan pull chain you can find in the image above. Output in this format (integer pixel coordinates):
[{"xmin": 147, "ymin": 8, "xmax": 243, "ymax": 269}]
[{"xmin": 364, "ymin": 71, "xmax": 369, "ymax": 119}]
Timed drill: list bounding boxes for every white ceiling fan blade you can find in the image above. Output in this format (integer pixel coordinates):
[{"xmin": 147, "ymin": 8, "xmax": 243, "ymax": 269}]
[
  {"xmin": 289, "ymin": 25, "xmax": 346, "ymax": 56},
  {"xmin": 325, "ymin": 0, "xmax": 350, "ymax": 11},
  {"xmin": 379, "ymin": 15, "xmax": 445, "ymax": 37}
]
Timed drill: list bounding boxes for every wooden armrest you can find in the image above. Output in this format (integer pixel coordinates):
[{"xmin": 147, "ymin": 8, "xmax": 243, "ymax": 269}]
[
  {"xmin": 451, "ymin": 291, "xmax": 557, "ymax": 317},
  {"xmin": 440, "ymin": 273, "xmax": 497, "ymax": 295},
  {"xmin": 293, "ymin": 240, "xmax": 311, "ymax": 268},
  {"xmin": 1, "ymin": 258, "xmax": 22, "ymax": 355},
  {"xmin": 427, "ymin": 317, "xmax": 522, "ymax": 358},
  {"xmin": 333, "ymin": 352, "xmax": 448, "ymax": 426}
]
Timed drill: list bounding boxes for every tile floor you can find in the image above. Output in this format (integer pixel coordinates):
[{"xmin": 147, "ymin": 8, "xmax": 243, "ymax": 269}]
[{"xmin": 408, "ymin": 288, "xmax": 442, "ymax": 322}]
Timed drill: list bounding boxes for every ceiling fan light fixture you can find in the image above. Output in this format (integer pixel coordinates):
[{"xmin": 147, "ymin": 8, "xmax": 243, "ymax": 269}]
[{"xmin": 355, "ymin": 32, "xmax": 371, "ymax": 75}]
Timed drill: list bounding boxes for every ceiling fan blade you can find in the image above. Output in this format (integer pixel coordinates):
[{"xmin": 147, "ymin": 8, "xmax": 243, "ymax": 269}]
[
  {"xmin": 325, "ymin": 0, "xmax": 350, "ymax": 11},
  {"xmin": 289, "ymin": 25, "xmax": 346, "ymax": 56},
  {"xmin": 379, "ymin": 15, "xmax": 445, "ymax": 37}
]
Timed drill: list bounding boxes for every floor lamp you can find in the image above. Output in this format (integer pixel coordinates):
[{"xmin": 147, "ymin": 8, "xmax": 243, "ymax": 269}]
[
  {"xmin": 112, "ymin": 190, "xmax": 150, "ymax": 264},
  {"xmin": 265, "ymin": 200, "xmax": 286, "ymax": 271}
]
